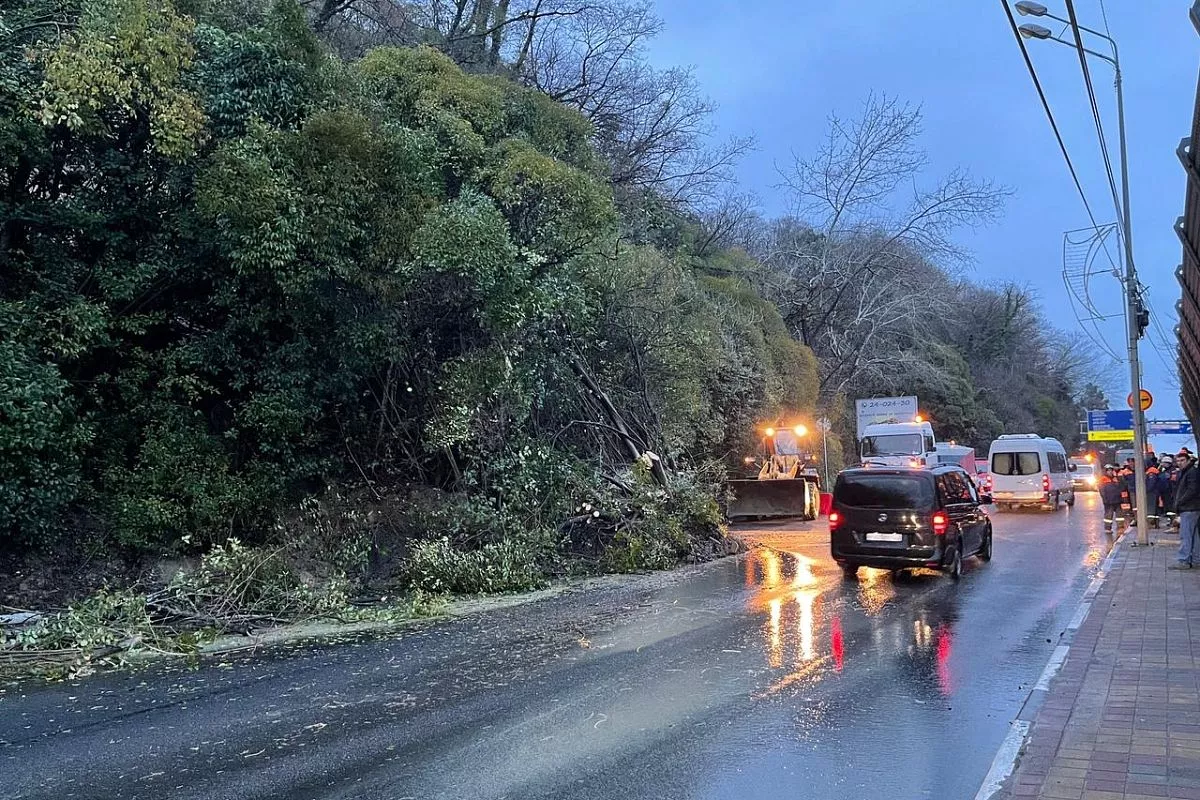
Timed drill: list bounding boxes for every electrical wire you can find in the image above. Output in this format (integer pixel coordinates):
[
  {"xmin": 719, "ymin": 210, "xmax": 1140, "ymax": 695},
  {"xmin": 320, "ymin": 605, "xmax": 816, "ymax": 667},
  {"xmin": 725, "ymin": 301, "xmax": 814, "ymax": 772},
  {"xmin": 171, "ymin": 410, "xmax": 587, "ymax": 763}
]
[
  {"xmin": 1062, "ymin": 279, "xmax": 1124, "ymax": 361},
  {"xmin": 1065, "ymin": 2, "xmax": 1176, "ymax": 396},
  {"xmin": 1140, "ymin": 287, "xmax": 1183, "ymax": 389},
  {"xmin": 1100, "ymin": 0, "xmax": 1179, "ymax": 392},
  {"xmin": 999, "ymin": 0, "xmax": 1131, "ymax": 369},
  {"xmin": 998, "ymin": 0, "xmax": 1117, "ymax": 252},
  {"xmin": 1063, "ymin": 1, "xmax": 1126, "ymax": 252}
]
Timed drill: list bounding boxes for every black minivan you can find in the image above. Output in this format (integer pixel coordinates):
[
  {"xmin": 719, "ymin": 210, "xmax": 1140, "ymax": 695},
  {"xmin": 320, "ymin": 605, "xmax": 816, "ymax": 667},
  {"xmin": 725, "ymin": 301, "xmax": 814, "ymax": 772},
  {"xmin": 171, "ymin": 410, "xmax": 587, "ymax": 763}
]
[{"xmin": 830, "ymin": 465, "xmax": 993, "ymax": 580}]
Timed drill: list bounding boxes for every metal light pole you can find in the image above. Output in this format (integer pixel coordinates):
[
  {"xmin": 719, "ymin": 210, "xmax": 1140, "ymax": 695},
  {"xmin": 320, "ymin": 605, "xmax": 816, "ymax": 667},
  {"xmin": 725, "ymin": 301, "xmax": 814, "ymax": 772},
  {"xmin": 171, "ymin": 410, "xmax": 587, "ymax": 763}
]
[
  {"xmin": 818, "ymin": 417, "xmax": 832, "ymax": 489},
  {"xmin": 1017, "ymin": 5, "xmax": 1151, "ymax": 541}
]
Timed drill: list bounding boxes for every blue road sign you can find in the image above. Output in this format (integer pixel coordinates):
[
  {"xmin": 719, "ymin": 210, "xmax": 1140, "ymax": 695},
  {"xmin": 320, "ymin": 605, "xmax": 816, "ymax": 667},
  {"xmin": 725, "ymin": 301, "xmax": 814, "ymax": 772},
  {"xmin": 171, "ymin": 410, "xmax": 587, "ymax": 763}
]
[
  {"xmin": 1148, "ymin": 421, "xmax": 1194, "ymax": 435},
  {"xmin": 1087, "ymin": 409, "xmax": 1133, "ymax": 431}
]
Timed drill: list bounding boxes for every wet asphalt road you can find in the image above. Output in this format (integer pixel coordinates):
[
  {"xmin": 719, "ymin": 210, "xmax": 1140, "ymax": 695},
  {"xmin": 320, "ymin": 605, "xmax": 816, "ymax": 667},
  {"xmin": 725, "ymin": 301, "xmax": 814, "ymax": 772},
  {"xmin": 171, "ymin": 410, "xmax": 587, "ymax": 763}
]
[{"xmin": 0, "ymin": 494, "xmax": 1115, "ymax": 800}]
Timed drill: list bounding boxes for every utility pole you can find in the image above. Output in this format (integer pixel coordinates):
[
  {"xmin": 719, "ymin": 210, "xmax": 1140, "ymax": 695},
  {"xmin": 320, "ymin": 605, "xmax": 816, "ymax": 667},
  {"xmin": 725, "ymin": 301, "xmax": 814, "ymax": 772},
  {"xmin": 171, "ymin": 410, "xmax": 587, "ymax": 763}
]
[
  {"xmin": 1113, "ymin": 44, "xmax": 1151, "ymax": 543},
  {"xmin": 1013, "ymin": 2, "xmax": 1149, "ymax": 540}
]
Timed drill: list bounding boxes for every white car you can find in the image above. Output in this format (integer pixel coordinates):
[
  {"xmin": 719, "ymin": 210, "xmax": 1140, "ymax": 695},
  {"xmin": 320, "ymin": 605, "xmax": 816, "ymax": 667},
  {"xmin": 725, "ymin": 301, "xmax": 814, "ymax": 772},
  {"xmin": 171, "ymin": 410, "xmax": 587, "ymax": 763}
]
[
  {"xmin": 987, "ymin": 434, "xmax": 1076, "ymax": 511},
  {"xmin": 1070, "ymin": 461, "xmax": 1098, "ymax": 492}
]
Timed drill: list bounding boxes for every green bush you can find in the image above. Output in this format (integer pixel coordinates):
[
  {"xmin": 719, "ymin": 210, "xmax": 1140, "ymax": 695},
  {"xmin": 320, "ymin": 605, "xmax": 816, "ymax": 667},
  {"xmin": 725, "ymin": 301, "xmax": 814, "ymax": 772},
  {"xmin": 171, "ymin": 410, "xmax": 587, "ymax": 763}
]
[
  {"xmin": 564, "ymin": 463, "xmax": 730, "ymax": 573},
  {"xmin": 402, "ymin": 537, "xmax": 546, "ymax": 595},
  {"xmin": 0, "ymin": 339, "xmax": 87, "ymax": 546},
  {"xmin": 102, "ymin": 418, "xmax": 271, "ymax": 551},
  {"xmin": 168, "ymin": 536, "xmax": 357, "ymax": 619}
]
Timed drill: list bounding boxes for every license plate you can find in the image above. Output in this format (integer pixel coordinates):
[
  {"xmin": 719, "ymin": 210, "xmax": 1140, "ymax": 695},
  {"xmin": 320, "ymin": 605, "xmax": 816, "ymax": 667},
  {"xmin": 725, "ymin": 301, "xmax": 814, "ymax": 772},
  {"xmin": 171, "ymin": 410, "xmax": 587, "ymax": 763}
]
[
  {"xmin": 865, "ymin": 532, "xmax": 903, "ymax": 543},
  {"xmin": 994, "ymin": 492, "xmax": 1015, "ymax": 498}
]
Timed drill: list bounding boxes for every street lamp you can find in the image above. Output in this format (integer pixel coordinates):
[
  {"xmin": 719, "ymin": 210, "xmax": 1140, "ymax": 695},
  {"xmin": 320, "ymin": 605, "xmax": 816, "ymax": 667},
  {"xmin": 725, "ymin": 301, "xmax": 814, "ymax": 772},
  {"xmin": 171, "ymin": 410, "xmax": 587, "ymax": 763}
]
[
  {"xmin": 1016, "ymin": 3, "xmax": 1150, "ymax": 542},
  {"xmin": 1015, "ymin": 1, "xmax": 1049, "ymax": 16}
]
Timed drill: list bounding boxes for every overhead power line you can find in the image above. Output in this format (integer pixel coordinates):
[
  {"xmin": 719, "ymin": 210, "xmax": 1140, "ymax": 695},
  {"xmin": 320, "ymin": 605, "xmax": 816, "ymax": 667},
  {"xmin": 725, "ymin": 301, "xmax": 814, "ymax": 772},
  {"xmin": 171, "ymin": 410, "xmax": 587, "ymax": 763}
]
[
  {"xmin": 1136, "ymin": 282, "xmax": 1183, "ymax": 389},
  {"xmin": 1061, "ymin": 2, "xmax": 1170, "ymax": 399},
  {"xmin": 998, "ymin": 0, "xmax": 1119, "ymax": 273},
  {"xmin": 1063, "ymin": 0, "xmax": 1125, "ymax": 253}
]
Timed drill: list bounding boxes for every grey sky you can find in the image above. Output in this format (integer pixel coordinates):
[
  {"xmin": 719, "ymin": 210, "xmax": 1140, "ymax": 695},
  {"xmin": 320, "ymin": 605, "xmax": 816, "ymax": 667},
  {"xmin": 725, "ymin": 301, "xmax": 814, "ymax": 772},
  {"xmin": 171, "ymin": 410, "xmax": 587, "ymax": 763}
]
[{"xmin": 646, "ymin": 0, "xmax": 1195, "ymax": 438}]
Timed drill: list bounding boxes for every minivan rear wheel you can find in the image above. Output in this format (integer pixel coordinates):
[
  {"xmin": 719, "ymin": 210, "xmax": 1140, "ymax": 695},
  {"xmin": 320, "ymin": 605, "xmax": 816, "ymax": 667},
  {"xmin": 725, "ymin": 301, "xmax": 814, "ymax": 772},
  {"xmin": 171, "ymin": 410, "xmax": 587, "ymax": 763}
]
[
  {"xmin": 841, "ymin": 564, "xmax": 859, "ymax": 580},
  {"xmin": 979, "ymin": 527, "xmax": 993, "ymax": 562},
  {"xmin": 944, "ymin": 543, "xmax": 963, "ymax": 581}
]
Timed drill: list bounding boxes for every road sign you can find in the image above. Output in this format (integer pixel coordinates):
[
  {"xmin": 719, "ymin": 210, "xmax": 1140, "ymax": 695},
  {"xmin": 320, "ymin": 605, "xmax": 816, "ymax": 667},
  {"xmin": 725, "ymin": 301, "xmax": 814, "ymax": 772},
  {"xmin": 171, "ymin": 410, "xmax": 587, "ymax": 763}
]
[
  {"xmin": 1127, "ymin": 389, "xmax": 1153, "ymax": 411},
  {"xmin": 1148, "ymin": 421, "xmax": 1194, "ymax": 435},
  {"xmin": 1086, "ymin": 409, "xmax": 1134, "ymax": 442},
  {"xmin": 1089, "ymin": 431, "xmax": 1132, "ymax": 443},
  {"xmin": 1087, "ymin": 409, "xmax": 1132, "ymax": 430}
]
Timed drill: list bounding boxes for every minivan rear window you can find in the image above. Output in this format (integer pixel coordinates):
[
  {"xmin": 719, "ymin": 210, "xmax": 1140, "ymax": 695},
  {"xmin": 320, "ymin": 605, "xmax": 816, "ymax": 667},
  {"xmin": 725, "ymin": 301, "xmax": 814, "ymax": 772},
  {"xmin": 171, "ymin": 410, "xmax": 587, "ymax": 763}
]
[
  {"xmin": 835, "ymin": 475, "xmax": 935, "ymax": 508},
  {"xmin": 992, "ymin": 452, "xmax": 1041, "ymax": 476}
]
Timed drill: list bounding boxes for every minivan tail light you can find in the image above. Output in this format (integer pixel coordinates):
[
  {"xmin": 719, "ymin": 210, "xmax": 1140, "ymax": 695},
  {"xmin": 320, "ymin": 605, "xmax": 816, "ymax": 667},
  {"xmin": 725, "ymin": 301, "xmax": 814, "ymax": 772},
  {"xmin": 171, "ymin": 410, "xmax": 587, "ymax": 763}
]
[
  {"xmin": 931, "ymin": 511, "xmax": 949, "ymax": 536},
  {"xmin": 1042, "ymin": 473, "xmax": 1051, "ymax": 492},
  {"xmin": 829, "ymin": 511, "xmax": 841, "ymax": 530}
]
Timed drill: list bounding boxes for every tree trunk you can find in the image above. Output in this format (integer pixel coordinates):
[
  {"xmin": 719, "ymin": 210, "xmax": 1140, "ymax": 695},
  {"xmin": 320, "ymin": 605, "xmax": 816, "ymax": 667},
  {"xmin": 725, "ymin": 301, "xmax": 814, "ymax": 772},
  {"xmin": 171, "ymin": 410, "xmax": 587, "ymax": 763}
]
[
  {"xmin": 448, "ymin": 0, "xmax": 472, "ymax": 37},
  {"xmin": 314, "ymin": 0, "xmax": 349, "ymax": 32},
  {"xmin": 571, "ymin": 358, "xmax": 669, "ymax": 487},
  {"xmin": 513, "ymin": 0, "xmax": 542, "ymax": 74},
  {"xmin": 462, "ymin": 0, "xmax": 493, "ymax": 65},
  {"xmin": 488, "ymin": 0, "xmax": 510, "ymax": 68}
]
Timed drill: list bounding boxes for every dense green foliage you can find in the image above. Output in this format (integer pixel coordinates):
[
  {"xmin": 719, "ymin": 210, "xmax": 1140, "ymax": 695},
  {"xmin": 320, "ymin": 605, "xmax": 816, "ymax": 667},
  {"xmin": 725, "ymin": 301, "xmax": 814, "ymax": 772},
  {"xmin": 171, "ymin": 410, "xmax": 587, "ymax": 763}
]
[
  {"xmin": 0, "ymin": 0, "xmax": 816, "ymax": 578},
  {"xmin": 0, "ymin": 0, "xmax": 1102, "ymax": 604}
]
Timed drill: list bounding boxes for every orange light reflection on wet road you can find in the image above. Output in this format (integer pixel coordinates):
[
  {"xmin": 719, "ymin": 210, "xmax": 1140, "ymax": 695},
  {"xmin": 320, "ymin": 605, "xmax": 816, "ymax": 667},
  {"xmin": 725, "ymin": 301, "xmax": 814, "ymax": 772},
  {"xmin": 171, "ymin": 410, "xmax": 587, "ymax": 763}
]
[
  {"xmin": 856, "ymin": 568, "xmax": 895, "ymax": 615},
  {"xmin": 797, "ymin": 589, "xmax": 817, "ymax": 662},
  {"xmin": 747, "ymin": 548, "xmax": 832, "ymax": 684},
  {"xmin": 744, "ymin": 545, "xmax": 963, "ymax": 698},
  {"xmin": 767, "ymin": 597, "xmax": 782, "ymax": 668}
]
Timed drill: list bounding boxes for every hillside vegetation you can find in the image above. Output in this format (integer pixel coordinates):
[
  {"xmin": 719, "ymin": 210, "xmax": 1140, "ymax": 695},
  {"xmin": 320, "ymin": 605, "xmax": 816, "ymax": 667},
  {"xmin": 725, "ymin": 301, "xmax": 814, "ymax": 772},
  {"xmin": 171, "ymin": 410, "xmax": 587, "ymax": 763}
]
[{"xmin": 0, "ymin": 0, "xmax": 1100, "ymax": 610}]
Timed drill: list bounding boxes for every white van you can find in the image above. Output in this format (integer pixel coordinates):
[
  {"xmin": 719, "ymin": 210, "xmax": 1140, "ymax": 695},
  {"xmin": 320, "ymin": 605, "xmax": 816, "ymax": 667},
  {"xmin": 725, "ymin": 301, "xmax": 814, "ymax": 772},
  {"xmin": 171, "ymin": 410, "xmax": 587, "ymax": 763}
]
[
  {"xmin": 859, "ymin": 421, "xmax": 938, "ymax": 467},
  {"xmin": 987, "ymin": 434, "xmax": 1075, "ymax": 511}
]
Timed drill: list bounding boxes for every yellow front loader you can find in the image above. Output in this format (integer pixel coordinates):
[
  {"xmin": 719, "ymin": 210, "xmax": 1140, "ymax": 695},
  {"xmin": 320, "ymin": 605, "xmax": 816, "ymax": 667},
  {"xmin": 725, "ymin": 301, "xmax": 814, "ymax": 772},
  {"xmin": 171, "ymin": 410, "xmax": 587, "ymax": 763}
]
[{"xmin": 727, "ymin": 453, "xmax": 821, "ymax": 521}]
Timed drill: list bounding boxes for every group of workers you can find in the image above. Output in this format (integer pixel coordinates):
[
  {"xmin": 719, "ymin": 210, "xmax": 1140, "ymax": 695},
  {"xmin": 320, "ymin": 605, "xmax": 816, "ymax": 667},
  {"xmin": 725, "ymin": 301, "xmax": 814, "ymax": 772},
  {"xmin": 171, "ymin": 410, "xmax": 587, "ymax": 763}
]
[
  {"xmin": 1098, "ymin": 449, "xmax": 1194, "ymax": 534},
  {"xmin": 1098, "ymin": 447, "xmax": 1200, "ymax": 570}
]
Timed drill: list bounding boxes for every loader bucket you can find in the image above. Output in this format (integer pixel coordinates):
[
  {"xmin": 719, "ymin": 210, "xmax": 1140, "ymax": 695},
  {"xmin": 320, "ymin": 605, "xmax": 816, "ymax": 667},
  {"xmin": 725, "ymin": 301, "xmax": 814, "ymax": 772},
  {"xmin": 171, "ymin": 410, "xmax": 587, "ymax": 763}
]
[{"xmin": 727, "ymin": 478, "xmax": 817, "ymax": 520}]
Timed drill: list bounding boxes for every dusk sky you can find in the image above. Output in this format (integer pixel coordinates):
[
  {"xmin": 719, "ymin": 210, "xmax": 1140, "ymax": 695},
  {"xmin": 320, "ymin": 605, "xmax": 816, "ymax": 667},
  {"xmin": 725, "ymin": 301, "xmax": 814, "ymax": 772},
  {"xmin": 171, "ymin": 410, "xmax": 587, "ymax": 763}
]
[{"xmin": 645, "ymin": 0, "xmax": 1196, "ymax": 444}]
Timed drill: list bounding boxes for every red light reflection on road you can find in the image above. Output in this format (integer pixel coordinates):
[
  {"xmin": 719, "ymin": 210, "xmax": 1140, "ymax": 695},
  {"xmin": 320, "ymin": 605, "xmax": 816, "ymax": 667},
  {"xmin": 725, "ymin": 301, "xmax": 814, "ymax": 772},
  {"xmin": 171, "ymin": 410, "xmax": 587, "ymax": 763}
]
[
  {"xmin": 831, "ymin": 617, "xmax": 844, "ymax": 672},
  {"xmin": 936, "ymin": 624, "xmax": 952, "ymax": 695}
]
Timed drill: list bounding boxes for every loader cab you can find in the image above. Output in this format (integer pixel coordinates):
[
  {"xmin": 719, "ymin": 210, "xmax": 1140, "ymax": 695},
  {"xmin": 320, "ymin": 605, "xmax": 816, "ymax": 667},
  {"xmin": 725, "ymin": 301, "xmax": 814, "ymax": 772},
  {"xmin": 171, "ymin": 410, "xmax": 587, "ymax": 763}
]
[{"xmin": 859, "ymin": 421, "xmax": 938, "ymax": 468}]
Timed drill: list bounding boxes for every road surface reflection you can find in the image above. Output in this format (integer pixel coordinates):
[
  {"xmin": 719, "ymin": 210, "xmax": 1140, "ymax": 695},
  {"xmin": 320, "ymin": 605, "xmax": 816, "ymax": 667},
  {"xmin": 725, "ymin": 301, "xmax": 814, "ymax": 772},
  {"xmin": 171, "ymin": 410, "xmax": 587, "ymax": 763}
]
[{"xmin": 744, "ymin": 548, "xmax": 957, "ymax": 697}]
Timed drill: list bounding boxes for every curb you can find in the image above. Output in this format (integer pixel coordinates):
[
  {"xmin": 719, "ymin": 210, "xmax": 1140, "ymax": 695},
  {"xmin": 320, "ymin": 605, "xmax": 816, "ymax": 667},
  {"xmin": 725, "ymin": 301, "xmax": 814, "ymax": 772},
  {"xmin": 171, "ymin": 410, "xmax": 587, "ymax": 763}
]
[{"xmin": 972, "ymin": 530, "xmax": 1127, "ymax": 800}]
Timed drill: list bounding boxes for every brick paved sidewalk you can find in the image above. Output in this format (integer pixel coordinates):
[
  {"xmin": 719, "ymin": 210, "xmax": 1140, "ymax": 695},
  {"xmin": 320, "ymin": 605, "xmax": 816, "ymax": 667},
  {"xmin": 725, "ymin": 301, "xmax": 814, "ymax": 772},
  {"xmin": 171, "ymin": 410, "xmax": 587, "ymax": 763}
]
[{"xmin": 999, "ymin": 529, "xmax": 1200, "ymax": 800}]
